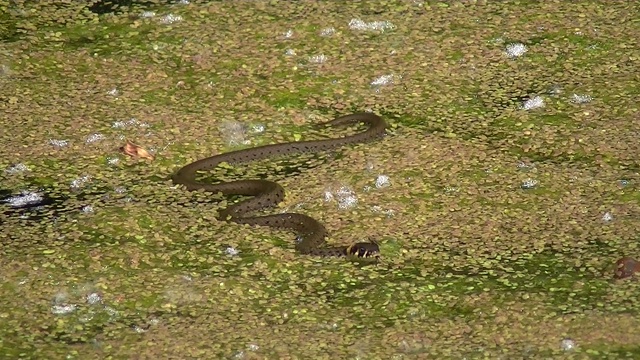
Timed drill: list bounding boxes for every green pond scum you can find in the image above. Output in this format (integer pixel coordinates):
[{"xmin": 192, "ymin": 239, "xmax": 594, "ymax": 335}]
[{"xmin": 1, "ymin": 0, "xmax": 640, "ymax": 358}]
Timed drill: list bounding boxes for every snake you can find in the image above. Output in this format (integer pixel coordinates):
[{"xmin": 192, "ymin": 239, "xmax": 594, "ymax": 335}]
[{"xmin": 172, "ymin": 113, "xmax": 387, "ymax": 258}]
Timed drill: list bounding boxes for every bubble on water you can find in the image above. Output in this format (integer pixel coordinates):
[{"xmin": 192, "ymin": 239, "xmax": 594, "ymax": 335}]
[
  {"xmin": 82, "ymin": 205, "xmax": 94, "ymax": 214},
  {"xmin": 570, "ymin": 94, "xmax": 592, "ymax": 104},
  {"xmin": 86, "ymin": 292, "xmax": 102, "ymax": 305},
  {"xmin": 444, "ymin": 186, "xmax": 459, "ymax": 194},
  {"xmin": 505, "ymin": 43, "xmax": 528, "ymax": 58},
  {"xmin": 86, "ymin": 133, "xmax": 106, "ymax": 144},
  {"xmin": 371, "ymin": 74, "xmax": 398, "ymax": 87},
  {"xmin": 132, "ymin": 325, "xmax": 148, "ymax": 333},
  {"xmin": 308, "ymin": 54, "xmax": 327, "ymax": 64},
  {"xmin": 160, "ymin": 14, "xmax": 182, "ymax": 24},
  {"xmin": 219, "ymin": 120, "xmax": 249, "ymax": 146},
  {"xmin": 71, "ymin": 175, "xmax": 92, "ymax": 190},
  {"xmin": 250, "ymin": 124, "xmax": 265, "ymax": 134},
  {"xmin": 521, "ymin": 96, "xmax": 544, "ymax": 110},
  {"xmin": 107, "ymin": 157, "xmax": 120, "ymax": 165},
  {"xmin": 521, "ymin": 178, "xmax": 538, "ymax": 189},
  {"xmin": 0, "ymin": 64, "xmax": 11, "ymax": 77},
  {"xmin": 371, "ymin": 205, "xmax": 395, "ymax": 217},
  {"xmin": 51, "ymin": 304, "xmax": 77, "ymax": 315},
  {"xmin": 5, "ymin": 163, "xmax": 29, "ymax": 174},
  {"xmin": 325, "ymin": 186, "xmax": 358, "ymax": 210},
  {"xmin": 49, "ymin": 139, "xmax": 69, "ymax": 148},
  {"xmin": 349, "ymin": 18, "xmax": 395, "ymax": 32},
  {"xmin": 375, "ymin": 175, "xmax": 390, "ymax": 188},
  {"xmin": 51, "ymin": 292, "xmax": 76, "ymax": 315},
  {"xmin": 560, "ymin": 338, "xmax": 576, "ymax": 351},
  {"xmin": 282, "ymin": 29, "xmax": 294, "ymax": 39},
  {"xmin": 320, "ymin": 27, "xmax": 335, "ymax": 36},
  {"xmin": 112, "ymin": 117, "xmax": 148, "ymax": 129},
  {"xmin": 4, "ymin": 191, "xmax": 44, "ymax": 207},
  {"xmin": 516, "ymin": 160, "xmax": 535, "ymax": 171}
]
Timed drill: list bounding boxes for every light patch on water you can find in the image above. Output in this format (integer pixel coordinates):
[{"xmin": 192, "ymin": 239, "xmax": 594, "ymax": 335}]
[
  {"xmin": 371, "ymin": 74, "xmax": 400, "ymax": 88},
  {"xmin": 225, "ymin": 246, "xmax": 240, "ymax": 256},
  {"xmin": 0, "ymin": 64, "xmax": 11, "ymax": 77},
  {"xmin": 371, "ymin": 205, "xmax": 395, "ymax": 217},
  {"xmin": 548, "ymin": 84, "xmax": 563, "ymax": 95},
  {"xmin": 132, "ymin": 325, "xmax": 148, "ymax": 334},
  {"xmin": 107, "ymin": 157, "xmax": 120, "ymax": 165},
  {"xmin": 151, "ymin": 43, "xmax": 167, "ymax": 51},
  {"xmin": 51, "ymin": 303, "xmax": 77, "ymax": 315},
  {"xmin": 349, "ymin": 18, "xmax": 395, "ymax": 32},
  {"xmin": 617, "ymin": 179, "xmax": 630, "ymax": 188},
  {"xmin": 375, "ymin": 175, "xmax": 390, "ymax": 188},
  {"xmin": 141, "ymin": 11, "xmax": 156, "ymax": 18},
  {"xmin": 160, "ymin": 14, "xmax": 183, "ymax": 24},
  {"xmin": 4, "ymin": 191, "xmax": 44, "ymax": 207},
  {"xmin": 282, "ymin": 29, "xmax": 294, "ymax": 39},
  {"xmin": 5, "ymin": 163, "xmax": 29, "ymax": 174},
  {"xmin": 86, "ymin": 133, "xmax": 106, "ymax": 144},
  {"xmin": 71, "ymin": 175, "xmax": 92, "ymax": 190},
  {"xmin": 324, "ymin": 185, "xmax": 358, "ymax": 210},
  {"xmin": 284, "ymin": 48, "xmax": 296, "ymax": 56},
  {"xmin": 219, "ymin": 120, "xmax": 250, "ymax": 146},
  {"xmin": 521, "ymin": 96, "xmax": 545, "ymax": 110},
  {"xmin": 560, "ymin": 338, "xmax": 576, "ymax": 351},
  {"xmin": 104, "ymin": 306, "xmax": 119, "ymax": 317},
  {"xmin": 602, "ymin": 211, "xmax": 613, "ymax": 222},
  {"xmin": 81, "ymin": 205, "xmax": 94, "ymax": 214},
  {"xmin": 444, "ymin": 186, "xmax": 459, "ymax": 194},
  {"xmin": 107, "ymin": 87, "xmax": 119, "ymax": 97},
  {"xmin": 308, "ymin": 54, "xmax": 327, "ymax": 64},
  {"xmin": 112, "ymin": 117, "xmax": 149, "ymax": 129},
  {"xmin": 49, "ymin": 139, "xmax": 69, "ymax": 148},
  {"xmin": 570, "ymin": 94, "xmax": 593, "ymax": 104},
  {"xmin": 521, "ymin": 178, "xmax": 539, "ymax": 189},
  {"xmin": 86, "ymin": 292, "xmax": 102, "ymax": 305},
  {"xmin": 516, "ymin": 160, "xmax": 535, "ymax": 171},
  {"xmin": 249, "ymin": 124, "xmax": 266, "ymax": 134},
  {"xmin": 320, "ymin": 27, "xmax": 336, "ymax": 36},
  {"xmin": 51, "ymin": 291, "xmax": 76, "ymax": 315},
  {"xmin": 505, "ymin": 43, "xmax": 528, "ymax": 58}
]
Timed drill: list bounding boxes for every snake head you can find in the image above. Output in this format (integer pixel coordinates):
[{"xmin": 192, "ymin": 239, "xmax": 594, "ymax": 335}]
[{"xmin": 346, "ymin": 241, "xmax": 380, "ymax": 259}]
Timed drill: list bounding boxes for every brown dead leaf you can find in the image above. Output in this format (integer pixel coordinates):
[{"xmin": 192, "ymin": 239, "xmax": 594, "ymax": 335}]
[
  {"xmin": 120, "ymin": 140, "xmax": 155, "ymax": 160},
  {"xmin": 614, "ymin": 257, "xmax": 640, "ymax": 279}
]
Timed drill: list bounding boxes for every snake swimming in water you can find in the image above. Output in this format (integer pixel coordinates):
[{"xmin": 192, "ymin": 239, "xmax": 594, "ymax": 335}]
[{"xmin": 172, "ymin": 113, "xmax": 387, "ymax": 258}]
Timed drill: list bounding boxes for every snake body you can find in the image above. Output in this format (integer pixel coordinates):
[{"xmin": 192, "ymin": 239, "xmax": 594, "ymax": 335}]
[{"xmin": 172, "ymin": 113, "xmax": 387, "ymax": 257}]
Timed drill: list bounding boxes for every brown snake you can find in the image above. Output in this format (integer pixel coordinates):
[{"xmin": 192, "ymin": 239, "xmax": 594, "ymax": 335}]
[{"xmin": 172, "ymin": 113, "xmax": 387, "ymax": 258}]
